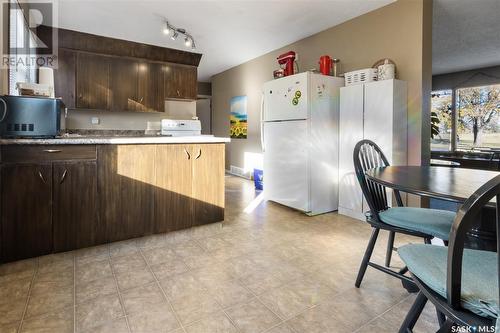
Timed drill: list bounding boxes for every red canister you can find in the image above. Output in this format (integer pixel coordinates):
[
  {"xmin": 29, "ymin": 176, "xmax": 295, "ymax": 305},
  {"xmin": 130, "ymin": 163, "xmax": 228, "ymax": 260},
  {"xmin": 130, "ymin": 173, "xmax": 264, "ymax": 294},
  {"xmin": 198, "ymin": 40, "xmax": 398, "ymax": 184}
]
[{"xmin": 319, "ymin": 55, "xmax": 332, "ymax": 75}]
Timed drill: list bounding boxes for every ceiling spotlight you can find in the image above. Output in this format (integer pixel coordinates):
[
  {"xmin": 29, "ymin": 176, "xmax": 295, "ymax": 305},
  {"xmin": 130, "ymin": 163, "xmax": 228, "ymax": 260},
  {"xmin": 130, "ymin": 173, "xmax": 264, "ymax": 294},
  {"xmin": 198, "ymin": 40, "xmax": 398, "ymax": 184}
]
[{"xmin": 163, "ymin": 19, "xmax": 196, "ymax": 50}]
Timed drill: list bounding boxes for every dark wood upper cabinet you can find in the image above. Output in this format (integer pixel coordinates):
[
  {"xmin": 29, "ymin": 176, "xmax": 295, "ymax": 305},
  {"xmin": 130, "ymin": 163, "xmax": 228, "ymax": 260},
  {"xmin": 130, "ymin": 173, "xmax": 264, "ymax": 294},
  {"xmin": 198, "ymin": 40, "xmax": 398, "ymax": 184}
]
[
  {"xmin": 54, "ymin": 49, "xmax": 76, "ymax": 109},
  {"xmin": 1, "ymin": 164, "xmax": 53, "ymax": 262},
  {"xmin": 76, "ymin": 53, "xmax": 111, "ymax": 110},
  {"xmin": 110, "ymin": 58, "xmax": 138, "ymax": 112},
  {"xmin": 53, "ymin": 161, "xmax": 101, "ymax": 252},
  {"xmin": 48, "ymin": 26, "xmax": 199, "ymax": 111},
  {"xmin": 165, "ymin": 64, "xmax": 197, "ymax": 100},
  {"xmin": 137, "ymin": 62, "xmax": 166, "ymax": 112},
  {"xmin": 38, "ymin": 26, "xmax": 202, "ymax": 67}
]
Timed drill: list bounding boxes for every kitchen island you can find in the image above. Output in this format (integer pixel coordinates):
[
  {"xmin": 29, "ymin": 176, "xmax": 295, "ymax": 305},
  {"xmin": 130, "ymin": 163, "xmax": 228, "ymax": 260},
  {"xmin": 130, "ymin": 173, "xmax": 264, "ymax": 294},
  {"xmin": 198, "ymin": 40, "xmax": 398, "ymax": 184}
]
[{"xmin": 0, "ymin": 136, "xmax": 229, "ymax": 262}]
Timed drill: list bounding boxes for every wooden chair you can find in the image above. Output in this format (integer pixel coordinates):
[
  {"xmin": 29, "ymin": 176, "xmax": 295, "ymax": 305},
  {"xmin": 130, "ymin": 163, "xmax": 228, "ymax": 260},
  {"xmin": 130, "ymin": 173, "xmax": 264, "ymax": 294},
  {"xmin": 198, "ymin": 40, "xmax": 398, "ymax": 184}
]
[
  {"xmin": 353, "ymin": 140, "xmax": 456, "ymax": 289},
  {"xmin": 398, "ymin": 174, "xmax": 500, "ymax": 332}
]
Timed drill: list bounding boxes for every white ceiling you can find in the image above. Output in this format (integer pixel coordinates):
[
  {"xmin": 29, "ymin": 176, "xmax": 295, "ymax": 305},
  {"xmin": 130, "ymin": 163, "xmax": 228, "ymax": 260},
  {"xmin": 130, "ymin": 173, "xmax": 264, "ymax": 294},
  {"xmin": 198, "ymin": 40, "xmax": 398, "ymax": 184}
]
[
  {"xmin": 56, "ymin": 0, "xmax": 393, "ymax": 81},
  {"xmin": 433, "ymin": 0, "xmax": 500, "ymax": 75}
]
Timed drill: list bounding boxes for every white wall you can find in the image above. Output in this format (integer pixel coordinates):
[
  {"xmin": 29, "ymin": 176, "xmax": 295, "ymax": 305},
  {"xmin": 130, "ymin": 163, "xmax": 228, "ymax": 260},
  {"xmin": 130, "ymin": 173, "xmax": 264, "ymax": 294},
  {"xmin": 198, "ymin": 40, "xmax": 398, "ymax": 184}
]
[{"xmin": 212, "ymin": 0, "xmax": 433, "ymax": 171}]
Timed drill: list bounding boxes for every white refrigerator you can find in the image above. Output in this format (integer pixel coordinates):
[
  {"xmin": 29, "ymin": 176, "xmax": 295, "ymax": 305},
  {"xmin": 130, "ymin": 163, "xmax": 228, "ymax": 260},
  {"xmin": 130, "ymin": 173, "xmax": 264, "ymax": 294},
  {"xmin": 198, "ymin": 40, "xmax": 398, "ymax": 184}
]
[{"xmin": 261, "ymin": 72, "xmax": 344, "ymax": 215}]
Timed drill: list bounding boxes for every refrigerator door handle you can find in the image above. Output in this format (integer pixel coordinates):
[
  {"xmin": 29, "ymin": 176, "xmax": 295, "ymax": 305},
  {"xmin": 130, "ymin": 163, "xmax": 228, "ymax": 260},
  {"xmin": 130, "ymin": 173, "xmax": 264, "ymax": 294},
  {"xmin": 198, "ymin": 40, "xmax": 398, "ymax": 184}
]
[{"xmin": 260, "ymin": 93, "xmax": 265, "ymax": 152}]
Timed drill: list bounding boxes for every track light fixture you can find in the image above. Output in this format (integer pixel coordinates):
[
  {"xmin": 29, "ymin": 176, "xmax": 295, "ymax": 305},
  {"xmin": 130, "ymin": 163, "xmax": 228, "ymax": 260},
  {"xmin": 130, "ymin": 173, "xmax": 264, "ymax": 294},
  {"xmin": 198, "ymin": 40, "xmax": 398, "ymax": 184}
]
[
  {"xmin": 162, "ymin": 20, "xmax": 196, "ymax": 50},
  {"xmin": 162, "ymin": 23, "xmax": 172, "ymax": 35}
]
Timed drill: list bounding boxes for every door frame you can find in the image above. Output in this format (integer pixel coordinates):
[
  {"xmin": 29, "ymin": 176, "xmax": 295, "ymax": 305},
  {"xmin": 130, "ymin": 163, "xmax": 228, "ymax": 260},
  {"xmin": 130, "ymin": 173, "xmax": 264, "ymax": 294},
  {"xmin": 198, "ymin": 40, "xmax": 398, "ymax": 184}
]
[{"xmin": 196, "ymin": 95, "xmax": 212, "ymax": 135}]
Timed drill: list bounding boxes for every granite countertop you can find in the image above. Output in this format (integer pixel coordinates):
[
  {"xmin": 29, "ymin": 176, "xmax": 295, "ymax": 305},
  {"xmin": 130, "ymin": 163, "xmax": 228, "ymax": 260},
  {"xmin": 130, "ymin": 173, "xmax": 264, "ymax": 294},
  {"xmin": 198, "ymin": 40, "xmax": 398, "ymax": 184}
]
[{"xmin": 0, "ymin": 135, "xmax": 231, "ymax": 145}]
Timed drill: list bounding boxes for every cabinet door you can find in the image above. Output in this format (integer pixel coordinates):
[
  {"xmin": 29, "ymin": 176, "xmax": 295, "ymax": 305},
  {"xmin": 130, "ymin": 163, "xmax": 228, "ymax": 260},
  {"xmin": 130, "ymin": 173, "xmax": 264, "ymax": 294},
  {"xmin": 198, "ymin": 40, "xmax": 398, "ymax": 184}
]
[
  {"xmin": 76, "ymin": 53, "xmax": 111, "ymax": 110},
  {"xmin": 155, "ymin": 144, "xmax": 193, "ymax": 232},
  {"xmin": 191, "ymin": 144, "xmax": 224, "ymax": 226},
  {"xmin": 54, "ymin": 49, "xmax": 76, "ymax": 108},
  {"xmin": 138, "ymin": 62, "xmax": 166, "ymax": 112},
  {"xmin": 1, "ymin": 164, "xmax": 52, "ymax": 262},
  {"xmin": 364, "ymin": 80, "xmax": 395, "ymax": 162},
  {"xmin": 178, "ymin": 66, "xmax": 197, "ymax": 100},
  {"xmin": 338, "ymin": 85, "xmax": 364, "ymax": 215},
  {"xmin": 110, "ymin": 58, "xmax": 138, "ymax": 111},
  {"xmin": 165, "ymin": 64, "xmax": 197, "ymax": 100},
  {"xmin": 53, "ymin": 161, "xmax": 100, "ymax": 252},
  {"xmin": 98, "ymin": 145, "xmax": 156, "ymax": 242}
]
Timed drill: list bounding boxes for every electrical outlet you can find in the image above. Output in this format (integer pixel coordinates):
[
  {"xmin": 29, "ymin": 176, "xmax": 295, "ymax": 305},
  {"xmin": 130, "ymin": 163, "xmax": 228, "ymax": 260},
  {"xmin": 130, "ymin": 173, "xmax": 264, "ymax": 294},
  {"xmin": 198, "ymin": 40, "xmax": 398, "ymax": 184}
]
[{"xmin": 91, "ymin": 117, "xmax": 100, "ymax": 125}]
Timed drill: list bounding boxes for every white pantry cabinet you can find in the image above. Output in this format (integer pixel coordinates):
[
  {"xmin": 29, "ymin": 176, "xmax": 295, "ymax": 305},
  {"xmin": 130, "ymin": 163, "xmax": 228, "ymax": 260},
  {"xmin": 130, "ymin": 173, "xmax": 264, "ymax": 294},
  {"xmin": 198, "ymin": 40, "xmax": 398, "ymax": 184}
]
[{"xmin": 338, "ymin": 79, "xmax": 408, "ymax": 220}]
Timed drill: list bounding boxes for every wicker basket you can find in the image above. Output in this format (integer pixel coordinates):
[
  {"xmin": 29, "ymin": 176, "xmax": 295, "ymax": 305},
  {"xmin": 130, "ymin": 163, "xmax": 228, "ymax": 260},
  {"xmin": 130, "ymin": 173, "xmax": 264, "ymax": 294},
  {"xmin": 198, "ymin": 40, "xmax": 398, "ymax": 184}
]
[{"xmin": 345, "ymin": 68, "xmax": 378, "ymax": 86}]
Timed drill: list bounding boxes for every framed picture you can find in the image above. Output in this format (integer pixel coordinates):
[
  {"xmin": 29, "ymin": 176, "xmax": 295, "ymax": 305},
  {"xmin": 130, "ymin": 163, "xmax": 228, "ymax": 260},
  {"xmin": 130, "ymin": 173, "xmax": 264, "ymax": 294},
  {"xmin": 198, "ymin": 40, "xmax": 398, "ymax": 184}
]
[{"xmin": 230, "ymin": 95, "xmax": 248, "ymax": 139}]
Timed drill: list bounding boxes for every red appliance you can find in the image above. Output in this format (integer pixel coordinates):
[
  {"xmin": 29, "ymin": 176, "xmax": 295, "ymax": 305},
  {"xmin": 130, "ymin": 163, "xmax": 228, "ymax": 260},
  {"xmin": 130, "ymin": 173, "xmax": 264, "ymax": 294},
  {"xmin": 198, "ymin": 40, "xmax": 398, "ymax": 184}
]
[
  {"xmin": 319, "ymin": 55, "xmax": 332, "ymax": 75},
  {"xmin": 277, "ymin": 51, "xmax": 296, "ymax": 76}
]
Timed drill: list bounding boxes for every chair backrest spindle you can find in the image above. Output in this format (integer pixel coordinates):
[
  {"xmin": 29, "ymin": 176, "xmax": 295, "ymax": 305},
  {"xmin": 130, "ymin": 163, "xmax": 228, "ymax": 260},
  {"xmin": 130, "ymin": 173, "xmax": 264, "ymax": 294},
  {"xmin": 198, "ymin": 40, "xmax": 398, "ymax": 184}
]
[{"xmin": 353, "ymin": 140, "xmax": 401, "ymax": 221}]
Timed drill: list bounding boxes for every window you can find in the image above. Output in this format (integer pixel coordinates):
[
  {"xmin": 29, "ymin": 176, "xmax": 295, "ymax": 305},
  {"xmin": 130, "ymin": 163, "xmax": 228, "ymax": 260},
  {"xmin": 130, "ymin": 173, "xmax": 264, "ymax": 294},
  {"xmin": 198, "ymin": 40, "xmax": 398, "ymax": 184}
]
[
  {"xmin": 430, "ymin": 84, "xmax": 500, "ymax": 151},
  {"xmin": 431, "ymin": 90, "xmax": 453, "ymax": 151},
  {"xmin": 8, "ymin": 1, "xmax": 37, "ymax": 95},
  {"xmin": 456, "ymin": 84, "xmax": 500, "ymax": 150}
]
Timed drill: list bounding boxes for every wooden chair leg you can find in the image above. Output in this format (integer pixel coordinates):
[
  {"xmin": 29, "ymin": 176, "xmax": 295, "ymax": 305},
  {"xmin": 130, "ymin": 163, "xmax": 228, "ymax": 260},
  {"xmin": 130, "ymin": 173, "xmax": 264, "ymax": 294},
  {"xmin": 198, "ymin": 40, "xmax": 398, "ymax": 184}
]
[
  {"xmin": 355, "ymin": 227, "xmax": 380, "ymax": 288},
  {"xmin": 385, "ymin": 231, "xmax": 395, "ymax": 267},
  {"xmin": 398, "ymin": 292, "xmax": 427, "ymax": 333}
]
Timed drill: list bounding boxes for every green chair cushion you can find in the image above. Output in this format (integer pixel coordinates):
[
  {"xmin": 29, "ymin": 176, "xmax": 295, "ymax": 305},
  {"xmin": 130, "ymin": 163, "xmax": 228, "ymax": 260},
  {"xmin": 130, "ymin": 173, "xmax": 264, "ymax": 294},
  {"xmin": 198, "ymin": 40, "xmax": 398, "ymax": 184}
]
[
  {"xmin": 398, "ymin": 244, "xmax": 499, "ymax": 321},
  {"xmin": 378, "ymin": 207, "xmax": 455, "ymax": 240}
]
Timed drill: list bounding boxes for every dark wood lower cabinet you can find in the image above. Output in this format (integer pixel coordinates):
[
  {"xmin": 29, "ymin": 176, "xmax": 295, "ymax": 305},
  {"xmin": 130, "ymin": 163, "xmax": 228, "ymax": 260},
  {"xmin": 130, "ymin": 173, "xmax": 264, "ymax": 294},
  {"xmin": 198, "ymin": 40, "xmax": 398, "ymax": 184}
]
[
  {"xmin": 0, "ymin": 143, "xmax": 225, "ymax": 262},
  {"xmin": 1, "ymin": 164, "xmax": 53, "ymax": 262},
  {"xmin": 98, "ymin": 145, "xmax": 156, "ymax": 242},
  {"xmin": 192, "ymin": 144, "xmax": 225, "ymax": 226},
  {"xmin": 53, "ymin": 161, "xmax": 101, "ymax": 252},
  {"xmin": 155, "ymin": 144, "xmax": 193, "ymax": 232},
  {"xmin": 155, "ymin": 143, "xmax": 225, "ymax": 230}
]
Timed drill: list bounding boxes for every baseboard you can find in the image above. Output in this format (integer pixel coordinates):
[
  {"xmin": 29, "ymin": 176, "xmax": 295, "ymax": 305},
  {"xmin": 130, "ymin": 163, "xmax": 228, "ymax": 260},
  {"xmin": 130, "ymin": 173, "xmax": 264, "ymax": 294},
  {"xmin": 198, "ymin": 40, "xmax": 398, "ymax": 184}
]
[
  {"xmin": 338, "ymin": 206, "xmax": 365, "ymax": 221},
  {"xmin": 228, "ymin": 165, "xmax": 252, "ymax": 179}
]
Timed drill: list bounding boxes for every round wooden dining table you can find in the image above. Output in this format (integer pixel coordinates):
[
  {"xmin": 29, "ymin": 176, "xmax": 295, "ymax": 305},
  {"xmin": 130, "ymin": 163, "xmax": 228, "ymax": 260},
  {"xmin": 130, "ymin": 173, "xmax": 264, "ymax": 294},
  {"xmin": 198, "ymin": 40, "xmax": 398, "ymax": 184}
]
[{"xmin": 365, "ymin": 166, "xmax": 499, "ymax": 250}]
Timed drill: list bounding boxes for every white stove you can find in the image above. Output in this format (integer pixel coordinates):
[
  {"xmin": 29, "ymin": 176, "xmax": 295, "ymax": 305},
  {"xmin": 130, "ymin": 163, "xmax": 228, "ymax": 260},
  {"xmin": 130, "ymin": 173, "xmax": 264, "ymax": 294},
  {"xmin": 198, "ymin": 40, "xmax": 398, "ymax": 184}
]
[{"xmin": 161, "ymin": 119, "xmax": 201, "ymax": 136}]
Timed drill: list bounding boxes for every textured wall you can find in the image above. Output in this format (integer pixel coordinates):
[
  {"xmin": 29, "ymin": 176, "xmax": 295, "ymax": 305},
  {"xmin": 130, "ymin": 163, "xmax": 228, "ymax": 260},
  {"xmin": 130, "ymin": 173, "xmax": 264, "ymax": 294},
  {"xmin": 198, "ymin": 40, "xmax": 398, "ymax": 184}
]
[
  {"xmin": 212, "ymin": 0, "xmax": 433, "ymax": 170},
  {"xmin": 433, "ymin": 65, "xmax": 500, "ymax": 91}
]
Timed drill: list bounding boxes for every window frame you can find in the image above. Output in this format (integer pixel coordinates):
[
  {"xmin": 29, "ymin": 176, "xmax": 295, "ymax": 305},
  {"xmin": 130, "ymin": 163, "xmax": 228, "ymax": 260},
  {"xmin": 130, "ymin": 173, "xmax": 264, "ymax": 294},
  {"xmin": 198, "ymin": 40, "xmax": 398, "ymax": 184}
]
[
  {"xmin": 7, "ymin": 0, "xmax": 37, "ymax": 95},
  {"xmin": 431, "ymin": 83, "xmax": 500, "ymax": 152}
]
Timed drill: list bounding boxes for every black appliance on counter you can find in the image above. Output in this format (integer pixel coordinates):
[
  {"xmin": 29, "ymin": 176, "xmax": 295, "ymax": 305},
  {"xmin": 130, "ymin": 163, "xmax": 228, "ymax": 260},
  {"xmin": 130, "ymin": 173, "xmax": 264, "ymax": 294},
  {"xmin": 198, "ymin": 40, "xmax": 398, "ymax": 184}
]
[{"xmin": 0, "ymin": 95, "xmax": 65, "ymax": 138}]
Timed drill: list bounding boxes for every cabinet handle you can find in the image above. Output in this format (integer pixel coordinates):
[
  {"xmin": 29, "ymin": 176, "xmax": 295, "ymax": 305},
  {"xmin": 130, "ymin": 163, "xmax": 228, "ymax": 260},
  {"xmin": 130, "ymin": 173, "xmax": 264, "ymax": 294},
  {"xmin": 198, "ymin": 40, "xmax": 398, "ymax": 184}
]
[
  {"xmin": 184, "ymin": 148, "xmax": 191, "ymax": 160},
  {"xmin": 43, "ymin": 149, "xmax": 62, "ymax": 153},
  {"xmin": 195, "ymin": 148, "xmax": 202, "ymax": 160},
  {"xmin": 59, "ymin": 169, "xmax": 68, "ymax": 184},
  {"xmin": 38, "ymin": 171, "xmax": 46, "ymax": 184},
  {"xmin": 177, "ymin": 90, "xmax": 180, "ymax": 97}
]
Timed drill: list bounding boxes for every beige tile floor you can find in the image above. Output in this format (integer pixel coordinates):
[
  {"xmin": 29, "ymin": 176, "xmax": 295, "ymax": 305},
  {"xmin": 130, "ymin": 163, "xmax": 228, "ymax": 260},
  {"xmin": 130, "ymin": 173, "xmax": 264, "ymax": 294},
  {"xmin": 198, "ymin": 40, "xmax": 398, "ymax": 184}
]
[{"xmin": 0, "ymin": 175, "xmax": 439, "ymax": 333}]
